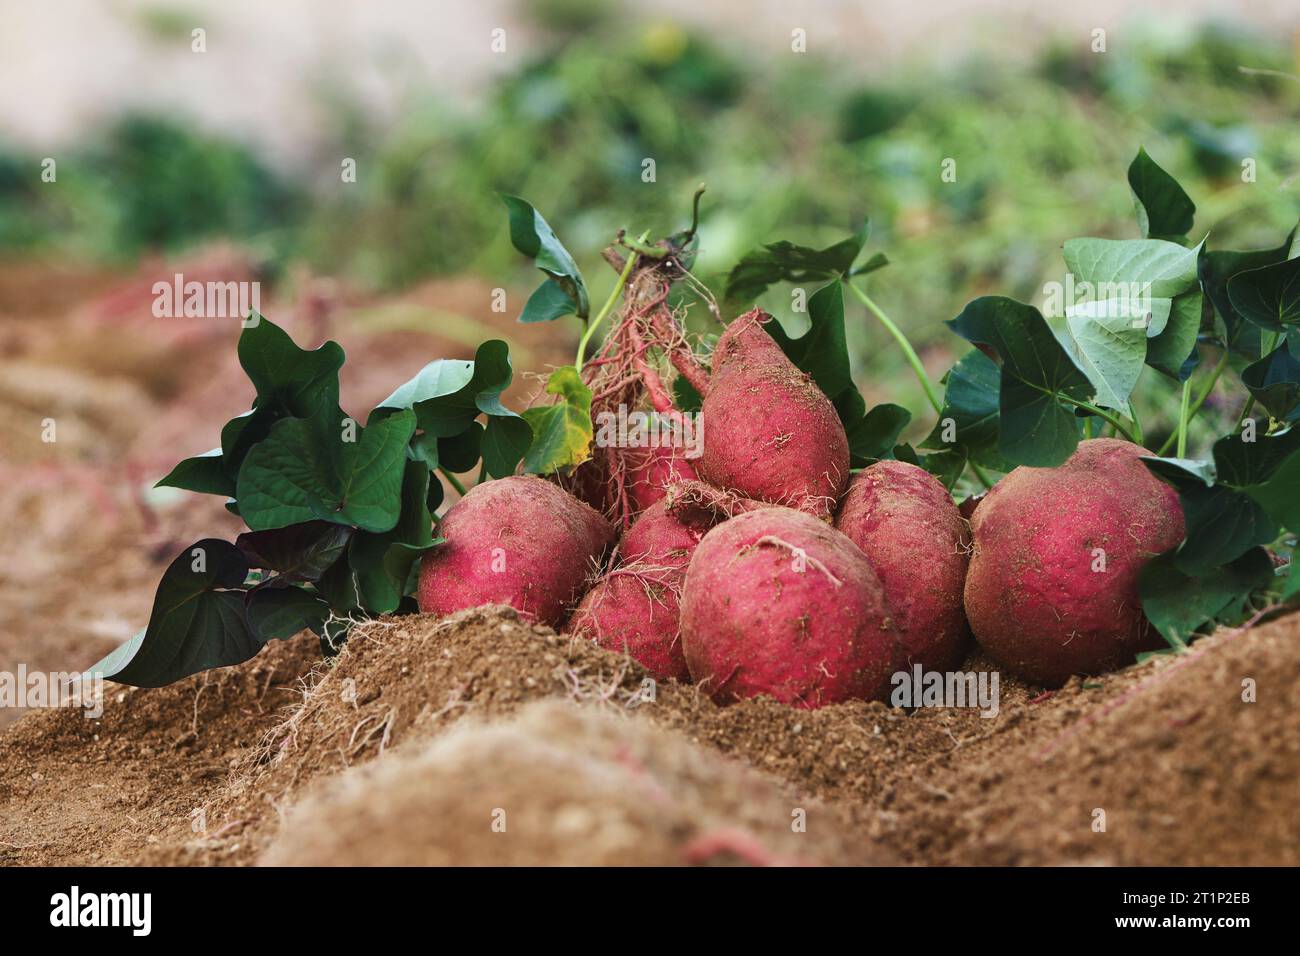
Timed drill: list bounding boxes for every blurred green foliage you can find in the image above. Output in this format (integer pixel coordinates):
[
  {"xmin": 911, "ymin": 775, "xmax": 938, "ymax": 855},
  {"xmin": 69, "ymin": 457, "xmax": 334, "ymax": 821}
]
[{"xmin": 1, "ymin": 18, "xmax": 1296, "ymax": 429}]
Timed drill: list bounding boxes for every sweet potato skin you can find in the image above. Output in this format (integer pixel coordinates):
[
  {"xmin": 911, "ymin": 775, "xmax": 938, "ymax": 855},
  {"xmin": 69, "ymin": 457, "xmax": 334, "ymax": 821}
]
[
  {"xmin": 680, "ymin": 507, "xmax": 899, "ymax": 708},
  {"xmin": 417, "ymin": 475, "xmax": 615, "ymax": 626},
  {"xmin": 627, "ymin": 444, "xmax": 699, "ymax": 514},
  {"xmin": 568, "ymin": 498, "xmax": 709, "ymax": 681},
  {"xmin": 963, "ymin": 438, "xmax": 1185, "ymax": 686},
  {"xmin": 697, "ymin": 310, "xmax": 849, "ymax": 517},
  {"xmin": 835, "ymin": 460, "xmax": 971, "ymax": 671}
]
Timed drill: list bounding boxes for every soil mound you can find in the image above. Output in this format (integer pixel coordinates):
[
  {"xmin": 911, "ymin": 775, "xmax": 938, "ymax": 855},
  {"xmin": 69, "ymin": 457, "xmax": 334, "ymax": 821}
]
[
  {"xmin": 0, "ymin": 634, "xmax": 319, "ymax": 865},
  {"xmin": 263, "ymin": 701, "xmax": 883, "ymax": 866},
  {"xmin": 3, "ymin": 604, "xmax": 1297, "ymax": 866}
]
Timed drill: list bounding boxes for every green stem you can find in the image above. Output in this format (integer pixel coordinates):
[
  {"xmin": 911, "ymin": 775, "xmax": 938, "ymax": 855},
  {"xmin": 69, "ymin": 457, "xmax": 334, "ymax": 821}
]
[
  {"xmin": 1155, "ymin": 349, "xmax": 1230, "ymax": 456},
  {"xmin": 844, "ymin": 281, "xmax": 943, "ymax": 414},
  {"xmin": 1056, "ymin": 394, "xmax": 1139, "ymax": 443},
  {"xmin": 1235, "ymin": 396, "xmax": 1257, "ymax": 432},
  {"xmin": 439, "ymin": 469, "xmax": 467, "ymax": 497},
  {"xmin": 576, "ymin": 244, "xmax": 641, "ymax": 368},
  {"xmin": 1176, "ymin": 377, "xmax": 1192, "ymax": 458}
]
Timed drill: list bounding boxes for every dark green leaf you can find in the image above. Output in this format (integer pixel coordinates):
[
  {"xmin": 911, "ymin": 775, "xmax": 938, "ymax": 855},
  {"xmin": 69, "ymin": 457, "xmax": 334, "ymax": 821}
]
[
  {"xmin": 1139, "ymin": 547, "xmax": 1274, "ymax": 647},
  {"xmin": 766, "ymin": 281, "xmax": 851, "ymax": 399},
  {"xmin": 246, "ymin": 586, "xmax": 329, "ymax": 643},
  {"xmin": 349, "ymin": 459, "xmax": 438, "ymax": 614},
  {"xmin": 724, "ymin": 223, "xmax": 870, "ymax": 305},
  {"xmin": 1241, "ymin": 340, "xmax": 1300, "ymax": 422},
  {"xmin": 844, "ymin": 401, "xmax": 911, "ymax": 465},
  {"xmin": 502, "ymin": 195, "xmax": 588, "ymax": 318},
  {"xmin": 436, "ymin": 422, "xmax": 484, "ymax": 473},
  {"xmin": 1127, "ymin": 147, "xmax": 1196, "ymax": 241},
  {"xmin": 481, "ymin": 415, "xmax": 533, "ymax": 479},
  {"xmin": 235, "ymin": 521, "xmax": 354, "ymax": 584},
  {"xmin": 1199, "ymin": 229, "xmax": 1295, "ymax": 353},
  {"xmin": 1146, "ymin": 289, "xmax": 1203, "ymax": 381},
  {"xmin": 947, "ymin": 297, "xmax": 1091, "ymax": 466},
  {"xmin": 519, "ymin": 277, "xmax": 578, "ymax": 324},
  {"xmin": 1227, "ymin": 255, "xmax": 1300, "ymax": 333},
  {"xmin": 236, "ymin": 408, "xmax": 417, "ymax": 532},
  {"xmin": 155, "ymin": 448, "xmax": 233, "ymax": 497},
  {"xmin": 88, "ymin": 539, "xmax": 269, "ymax": 688},
  {"xmin": 922, "ymin": 349, "xmax": 1007, "ymax": 469}
]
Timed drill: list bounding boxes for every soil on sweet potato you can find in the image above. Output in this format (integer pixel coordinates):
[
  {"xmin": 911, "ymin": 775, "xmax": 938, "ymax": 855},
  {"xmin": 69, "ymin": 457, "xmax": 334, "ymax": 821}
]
[{"xmin": 2, "ymin": 604, "xmax": 1297, "ymax": 866}]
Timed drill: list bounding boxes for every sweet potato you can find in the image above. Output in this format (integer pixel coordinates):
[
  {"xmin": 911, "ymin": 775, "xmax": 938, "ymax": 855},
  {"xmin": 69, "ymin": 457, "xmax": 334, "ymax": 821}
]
[
  {"xmin": 680, "ymin": 506, "xmax": 899, "ymax": 708},
  {"xmin": 697, "ymin": 309, "xmax": 849, "ymax": 517},
  {"xmin": 568, "ymin": 498, "xmax": 711, "ymax": 680},
  {"xmin": 835, "ymin": 460, "xmax": 971, "ymax": 671},
  {"xmin": 963, "ymin": 438, "xmax": 1184, "ymax": 686},
  {"xmin": 627, "ymin": 443, "xmax": 699, "ymax": 513},
  {"xmin": 417, "ymin": 475, "xmax": 615, "ymax": 626}
]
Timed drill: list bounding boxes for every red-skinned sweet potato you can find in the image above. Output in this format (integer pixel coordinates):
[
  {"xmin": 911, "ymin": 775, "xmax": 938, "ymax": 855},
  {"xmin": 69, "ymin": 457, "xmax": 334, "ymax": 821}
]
[
  {"xmin": 835, "ymin": 460, "xmax": 971, "ymax": 671},
  {"xmin": 626, "ymin": 443, "xmax": 699, "ymax": 514},
  {"xmin": 417, "ymin": 475, "xmax": 615, "ymax": 626},
  {"xmin": 963, "ymin": 438, "xmax": 1185, "ymax": 686},
  {"xmin": 568, "ymin": 497, "xmax": 711, "ymax": 681},
  {"xmin": 680, "ymin": 506, "xmax": 899, "ymax": 708},
  {"xmin": 697, "ymin": 309, "xmax": 849, "ymax": 517}
]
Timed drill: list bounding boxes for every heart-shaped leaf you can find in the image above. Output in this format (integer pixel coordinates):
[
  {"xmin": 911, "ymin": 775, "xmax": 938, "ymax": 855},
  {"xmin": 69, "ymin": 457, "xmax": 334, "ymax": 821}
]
[
  {"xmin": 922, "ymin": 348, "xmax": 1009, "ymax": 470},
  {"xmin": 88, "ymin": 539, "xmax": 269, "ymax": 688},
  {"xmin": 947, "ymin": 296, "xmax": 1091, "ymax": 467},
  {"xmin": 1127, "ymin": 147, "xmax": 1196, "ymax": 242},
  {"xmin": 1227, "ymin": 255, "xmax": 1300, "ymax": 333},
  {"xmin": 236, "ymin": 407, "xmax": 417, "ymax": 532},
  {"xmin": 503, "ymin": 195, "xmax": 588, "ymax": 319}
]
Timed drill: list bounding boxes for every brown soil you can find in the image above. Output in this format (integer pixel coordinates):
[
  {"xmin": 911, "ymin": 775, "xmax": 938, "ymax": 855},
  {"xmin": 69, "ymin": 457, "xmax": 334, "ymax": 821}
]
[{"xmin": 3, "ymin": 604, "xmax": 1296, "ymax": 866}]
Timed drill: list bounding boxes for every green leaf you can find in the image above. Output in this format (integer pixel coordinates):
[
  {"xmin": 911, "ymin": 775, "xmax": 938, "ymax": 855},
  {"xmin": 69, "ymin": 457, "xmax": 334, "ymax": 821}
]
[
  {"xmin": 1146, "ymin": 289, "xmax": 1203, "ymax": 381},
  {"xmin": 236, "ymin": 408, "xmax": 417, "ymax": 533},
  {"xmin": 766, "ymin": 280, "xmax": 851, "ymax": 399},
  {"xmin": 235, "ymin": 521, "xmax": 354, "ymax": 584},
  {"xmin": 1139, "ymin": 547, "xmax": 1274, "ymax": 647},
  {"xmin": 217, "ymin": 318, "xmax": 347, "ymax": 479},
  {"xmin": 155, "ymin": 448, "xmax": 234, "ymax": 497},
  {"xmin": 673, "ymin": 375, "xmax": 703, "ymax": 413},
  {"xmin": 1199, "ymin": 229, "xmax": 1296, "ymax": 353},
  {"xmin": 246, "ymin": 586, "xmax": 329, "ymax": 643},
  {"xmin": 947, "ymin": 296, "xmax": 1091, "ymax": 467},
  {"xmin": 349, "ymin": 459, "xmax": 438, "ymax": 614},
  {"xmin": 519, "ymin": 277, "xmax": 578, "ymax": 324},
  {"xmin": 88, "ymin": 539, "xmax": 272, "ymax": 688},
  {"xmin": 521, "ymin": 366, "xmax": 593, "ymax": 474},
  {"xmin": 1227, "ymin": 255, "xmax": 1300, "ymax": 333},
  {"xmin": 1142, "ymin": 428, "xmax": 1300, "ymax": 573},
  {"xmin": 850, "ymin": 251, "xmax": 890, "ymax": 278},
  {"xmin": 374, "ymin": 358, "xmax": 474, "ymax": 416},
  {"xmin": 481, "ymin": 415, "xmax": 533, "ymax": 479},
  {"xmin": 502, "ymin": 195, "xmax": 588, "ymax": 318},
  {"xmin": 1127, "ymin": 147, "xmax": 1196, "ymax": 242},
  {"xmin": 843, "ymin": 399, "xmax": 911, "ymax": 465},
  {"xmin": 1063, "ymin": 237, "xmax": 1201, "ymax": 300},
  {"xmin": 435, "ymin": 422, "xmax": 484, "ymax": 473},
  {"xmin": 921, "ymin": 349, "xmax": 1008, "ymax": 469},
  {"xmin": 1241, "ymin": 340, "xmax": 1300, "ymax": 422},
  {"xmin": 724, "ymin": 223, "xmax": 870, "ymax": 305},
  {"xmin": 1059, "ymin": 236, "xmax": 1202, "ymax": 404}
]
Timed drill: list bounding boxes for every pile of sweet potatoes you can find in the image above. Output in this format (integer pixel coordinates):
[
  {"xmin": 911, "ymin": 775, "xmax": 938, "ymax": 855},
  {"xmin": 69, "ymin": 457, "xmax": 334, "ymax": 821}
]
[{"xmin": 418, "ymin": 308, "xmax": 1183, "ymax": 708}]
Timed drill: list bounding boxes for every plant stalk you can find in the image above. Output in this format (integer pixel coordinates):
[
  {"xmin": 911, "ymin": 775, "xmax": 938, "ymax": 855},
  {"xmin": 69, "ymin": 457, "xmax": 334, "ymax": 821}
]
[
  {"xmin": 439, "ymin": 468, "xmax": 468, "ymax": 497},
  {"xmin": 576, "ymin": 244, "xmax": 641, "ymax": 368},
  {"xmin": 1155, "ymin": 349, "xmax": 1231, "ymax": 456},
  {"xmin": 844, "ymin": 281, "xmax": 943, "ymax": 414},
  {"xmin": 1176, "ymin": 377, "xmax": 1192, "ymax": 457}
]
